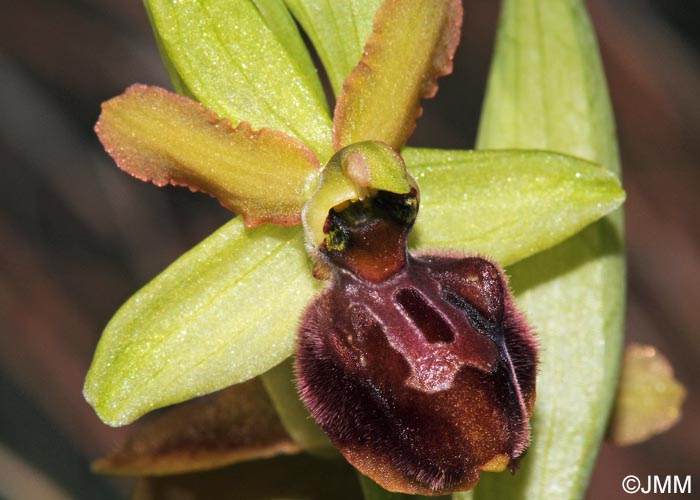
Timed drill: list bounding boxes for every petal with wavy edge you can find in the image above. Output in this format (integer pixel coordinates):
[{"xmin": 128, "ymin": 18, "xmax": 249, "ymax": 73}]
[
  {"xmin": 333, "ymin": 0, "xmax": 462, "ymax": 150},
  {"xmin": 96, "ymin": 85, "xmax": 319, "ymax": 227}
]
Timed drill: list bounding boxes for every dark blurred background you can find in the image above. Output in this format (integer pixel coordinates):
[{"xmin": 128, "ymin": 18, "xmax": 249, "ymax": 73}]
[{"xmin": 1, "ymin": 0, "xmax": 698, "ymax": 498}]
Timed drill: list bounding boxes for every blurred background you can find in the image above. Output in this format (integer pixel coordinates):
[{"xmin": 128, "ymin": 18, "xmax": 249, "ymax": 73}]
[{"xmin": 1, "ymin": 0, "xmax": 698, "ymax": 498}]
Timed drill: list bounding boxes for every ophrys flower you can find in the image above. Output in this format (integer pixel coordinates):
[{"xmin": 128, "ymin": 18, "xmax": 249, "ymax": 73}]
[{"xmin": 84, "ymin": 0, "xmax": 625, "ymax": 494}]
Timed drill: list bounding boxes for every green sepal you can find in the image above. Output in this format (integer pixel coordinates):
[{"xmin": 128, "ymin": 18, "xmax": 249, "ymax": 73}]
[
  {"xmin": 473, "ymin": 1, "xmax": 625, "ymax": 499},
  {"xmin": 251, "ymin": 0, "xmax": 329, "ymax": 114},
  {"xmin": 143, "ymin": 2, "xmax": 193, "ymax": 98},
  {"xmin": 84, "ymin": 219, "xmax": 321, "ymax": 426},
  {"xmin": 405, "ymin": 148, "xmax": 624, "ymax": 266},
  {"xmin": 284, "ymin": 0, "xmax": 383, "ymax": 96},
  {"xmin": 145, "ymin": 0, "xmax": 333, "ymax": 161}
]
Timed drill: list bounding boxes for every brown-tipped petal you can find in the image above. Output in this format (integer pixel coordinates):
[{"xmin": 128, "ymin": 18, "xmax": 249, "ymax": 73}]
[
  {"xmin": 333, "ymin": 0, "xmax": 463, "ymax": 150},
  {"xmin": 96, "ymin": 85, "xmax": 319, "ymax": 227},
  {"xmin": 93, "ymin": 379, "xmax": 300, "ymax": 476}
]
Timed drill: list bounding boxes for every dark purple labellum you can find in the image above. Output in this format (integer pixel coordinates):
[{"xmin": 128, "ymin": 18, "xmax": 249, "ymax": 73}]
[{"xmin": 296, "ymin": 188, "xmax": 537, "ymax": 495}]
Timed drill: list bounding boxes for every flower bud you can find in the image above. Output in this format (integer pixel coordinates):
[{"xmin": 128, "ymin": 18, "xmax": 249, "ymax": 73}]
[{"xmin": 297, "ymin": 143, "xmax": 537, "ymax": 495}]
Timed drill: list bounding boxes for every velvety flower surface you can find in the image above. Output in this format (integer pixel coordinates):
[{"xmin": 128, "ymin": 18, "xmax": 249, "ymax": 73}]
[
  {"xmin": 297, "ymin": 145, "xmax": 537, "ymax": 493},
  {"xmin": 83, "ymin": 0, "xmax": 628, "ymax": 497}
]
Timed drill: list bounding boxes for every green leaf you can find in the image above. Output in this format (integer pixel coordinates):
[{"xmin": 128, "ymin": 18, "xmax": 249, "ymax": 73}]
[
  {"xmin": 96, "ymin": 85, "xmax": 319, "ymax": 227},
  {"xmin": 477, "ymin": 3, "xmax": 619, "ymax": 174},
  {"xmin": 84, "ymin": 219, "xmax": 322, "ymax": 426},
  {"xmin": 452, "ymin": 493, "xmax": 474, "ymax": 500},
  {"xmin": 404, "ymin": 148, "xmax": 624, "ymax": 266},
  {"xmin": 145, "ymin": 0, "xmax": 333, "ymax": 161},
  {"xmin": 284, "ymin": 0, "xmax": 383, "ymax": 96},
  {"xmin": 473, "ymin": 1, "xmax": 625, "ymax": 499},
  {"xmin": 333, "ymin": 0, "xmax": 463, "ymax": 150}
]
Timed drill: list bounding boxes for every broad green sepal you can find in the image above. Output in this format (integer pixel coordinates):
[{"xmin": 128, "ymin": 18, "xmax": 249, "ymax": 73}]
[
  {"xmin": 84, "ymin": 219, "xmax": 321, "ymax": 426},
  {"xmin": 473, "ymin": 1, "xmax": 625, "ymax": 499},
  {"xmin": 145, "ymin": 0, "xmax": 333, "ymax": 161},
  {"xmin": 284, "ymin": 0, "xmax": 383, "ymax": 96},
  {"xmin": 143, "ymin": 3, "xmax": 193, "ymax": 98},
  {"xmin": 404, "ymin": 148, "xmax": 625, "ymax": 266},
  {"xmin": 251, "ymin": 0, "xmax": 328, "ymax": 113}
]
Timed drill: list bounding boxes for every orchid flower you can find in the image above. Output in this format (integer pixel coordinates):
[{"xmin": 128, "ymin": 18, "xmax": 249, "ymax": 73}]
[{"xmin": 84, "ymin": 0, "xmax": 629, "ymax": 497}]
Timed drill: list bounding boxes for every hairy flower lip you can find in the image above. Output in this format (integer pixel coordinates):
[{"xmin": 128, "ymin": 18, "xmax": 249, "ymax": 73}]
[
  {"xmin": 295, "ymin": 141, "xmax": 537, "ymax": 494},
  {"xmin": 82, "ymin": 2, "xmax": 628, "ymax": 496},
  {"xmin": 297, "ymin": 247, "xmax": 537, "ymax": 494}
]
